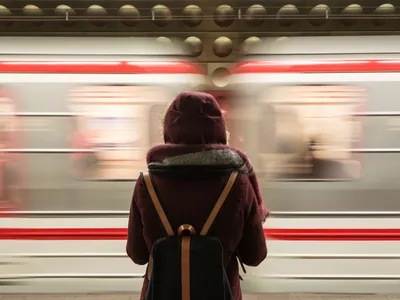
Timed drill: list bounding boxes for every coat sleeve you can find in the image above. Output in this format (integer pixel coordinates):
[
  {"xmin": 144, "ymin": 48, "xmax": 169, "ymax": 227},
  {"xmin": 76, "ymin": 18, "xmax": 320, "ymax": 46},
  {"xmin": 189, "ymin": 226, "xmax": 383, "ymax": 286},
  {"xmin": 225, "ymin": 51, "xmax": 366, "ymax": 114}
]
[
  {"xmin": 126, "ymin": 178, "xmax": 149, "ymax": 265},
  {"xmin": 236, "ymin": 179, "xmax": 267, "ymax": 267}
]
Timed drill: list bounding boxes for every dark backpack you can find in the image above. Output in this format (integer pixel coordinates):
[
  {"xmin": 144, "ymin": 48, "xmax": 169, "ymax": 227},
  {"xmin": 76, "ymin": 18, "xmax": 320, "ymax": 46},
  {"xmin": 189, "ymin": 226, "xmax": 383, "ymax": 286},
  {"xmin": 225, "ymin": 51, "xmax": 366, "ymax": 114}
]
[{"xmin": 141, "ymin": 170, "xmax": 239, "ymax": 300}]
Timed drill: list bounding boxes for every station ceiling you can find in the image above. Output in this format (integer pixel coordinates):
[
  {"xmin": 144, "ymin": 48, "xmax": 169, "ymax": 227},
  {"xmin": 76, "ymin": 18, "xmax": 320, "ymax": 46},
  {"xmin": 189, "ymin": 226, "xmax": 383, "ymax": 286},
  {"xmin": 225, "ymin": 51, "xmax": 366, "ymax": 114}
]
[{"xmin": 0, "ymin": 0, "xmax": 397, "ymax": 37}]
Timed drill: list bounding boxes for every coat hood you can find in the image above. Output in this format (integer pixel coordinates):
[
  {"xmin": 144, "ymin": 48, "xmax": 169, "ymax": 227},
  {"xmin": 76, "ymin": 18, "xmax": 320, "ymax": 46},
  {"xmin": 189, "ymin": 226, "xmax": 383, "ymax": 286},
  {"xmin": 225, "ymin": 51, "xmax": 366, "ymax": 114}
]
[{"xmin": 163, "ymin": 92, "xmax": 227, "ymax": 145}]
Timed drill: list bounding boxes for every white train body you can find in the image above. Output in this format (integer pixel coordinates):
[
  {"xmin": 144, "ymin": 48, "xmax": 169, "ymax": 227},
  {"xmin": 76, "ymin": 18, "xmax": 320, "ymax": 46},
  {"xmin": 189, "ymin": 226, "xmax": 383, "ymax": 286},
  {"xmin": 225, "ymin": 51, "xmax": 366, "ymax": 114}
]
[
  {"xmin": 229, "ymin": 36, "xmax": 400, "ymax": 294},
  {"xmin": 0, "ymin": 37, "xmax": 204, "ymax": 293},
  {"xmin": 2, "ymin": 36, "xmax": 400, "ymax": 294}
]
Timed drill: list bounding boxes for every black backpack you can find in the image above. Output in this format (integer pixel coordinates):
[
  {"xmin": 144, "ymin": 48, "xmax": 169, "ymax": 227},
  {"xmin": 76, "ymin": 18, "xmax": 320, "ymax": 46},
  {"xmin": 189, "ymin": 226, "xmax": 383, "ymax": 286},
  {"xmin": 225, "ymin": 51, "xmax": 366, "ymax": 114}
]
[{"xmin": 141, "ymin": 170, "xmax": 239, "ymax": 300}]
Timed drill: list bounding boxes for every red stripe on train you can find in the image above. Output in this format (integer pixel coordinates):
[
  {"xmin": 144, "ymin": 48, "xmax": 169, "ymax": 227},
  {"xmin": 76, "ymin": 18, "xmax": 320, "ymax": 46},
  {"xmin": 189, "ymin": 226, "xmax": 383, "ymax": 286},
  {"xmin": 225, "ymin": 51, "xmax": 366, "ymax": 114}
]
[
  {"xmin": 0, "ymin": 61, "xmax": 203, "ymax": 74},
  {"xmin": 0, "ymin": 228, "xmax": 127, "ymax": 240},
  {"xmin": 233, "ymin": 59, "xmax": 400, "ymax": 74},
  {"xmin": 1, "ymin": 228, "xmax": 400, "ymax": 240},
  {"xmin": 265, "ymin": 229, "xmax": 400, "ymax": 241}
]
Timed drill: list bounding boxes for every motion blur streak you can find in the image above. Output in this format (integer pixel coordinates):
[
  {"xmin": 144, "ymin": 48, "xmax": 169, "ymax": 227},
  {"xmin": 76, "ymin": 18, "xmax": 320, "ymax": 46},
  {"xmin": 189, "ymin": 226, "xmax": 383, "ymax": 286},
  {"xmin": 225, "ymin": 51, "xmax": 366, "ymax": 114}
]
[
  {"xmin": 2, "ymin": 227, "xmax": 400, "ymax": 240},
  {"xmin": 228, "ymin": 36, "xmax": 400, "ymax": 293},
  {"xmin": 233, "ymin": 59, "xmax": 400, "ymax": 74},
  {"xmin": 0, "ymin": 61, "xmax": 203, "ymax": 74},
  {"xmin": 3, "ymin": 36, "xmax": 400, "ymax": 294}
]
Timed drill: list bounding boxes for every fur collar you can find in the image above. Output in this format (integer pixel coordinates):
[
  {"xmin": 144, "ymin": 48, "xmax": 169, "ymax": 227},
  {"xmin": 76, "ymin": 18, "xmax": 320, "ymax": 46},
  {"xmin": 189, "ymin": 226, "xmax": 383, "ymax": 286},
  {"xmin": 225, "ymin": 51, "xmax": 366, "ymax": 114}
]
[
  {"xmin": 146, "ymin": 143, "xmax": 268, "ymax": 223},
  {"xmin": 150, "ymin": 149, "xmax": 250, "ymax": 174}
]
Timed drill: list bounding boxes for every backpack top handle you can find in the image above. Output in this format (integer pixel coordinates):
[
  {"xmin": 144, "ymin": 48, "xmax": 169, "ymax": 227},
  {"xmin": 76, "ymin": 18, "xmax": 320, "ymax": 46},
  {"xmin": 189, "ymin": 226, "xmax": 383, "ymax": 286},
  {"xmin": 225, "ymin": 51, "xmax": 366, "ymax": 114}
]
[{"xmin": 178, "ymin": 224, "xmax": 197, "ymax": 236}]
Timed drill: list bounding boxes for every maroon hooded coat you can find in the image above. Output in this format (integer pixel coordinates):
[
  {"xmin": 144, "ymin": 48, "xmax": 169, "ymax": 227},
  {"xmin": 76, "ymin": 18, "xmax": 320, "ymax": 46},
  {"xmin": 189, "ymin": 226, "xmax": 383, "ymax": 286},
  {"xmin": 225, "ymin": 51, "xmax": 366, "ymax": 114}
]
[{"xmin": 126, "ymin": 92, "xmax": 268, "ymax": 300}]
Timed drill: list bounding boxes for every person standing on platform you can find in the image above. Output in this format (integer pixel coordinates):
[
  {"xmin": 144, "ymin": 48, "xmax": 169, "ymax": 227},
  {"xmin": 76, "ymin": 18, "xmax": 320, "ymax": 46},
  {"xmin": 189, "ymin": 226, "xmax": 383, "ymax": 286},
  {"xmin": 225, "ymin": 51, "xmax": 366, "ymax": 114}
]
[{"xmin": 126, "ymin": 92, "xmax": 268, "ymax": 300}]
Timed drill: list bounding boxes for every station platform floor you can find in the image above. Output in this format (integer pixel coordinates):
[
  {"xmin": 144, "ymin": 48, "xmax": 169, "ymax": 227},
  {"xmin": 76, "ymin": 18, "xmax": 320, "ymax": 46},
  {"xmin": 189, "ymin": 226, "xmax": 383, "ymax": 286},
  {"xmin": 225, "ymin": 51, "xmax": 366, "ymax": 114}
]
[{"xmin": 1, "ymin": 293, "xmax": 400, "ymax": 300}]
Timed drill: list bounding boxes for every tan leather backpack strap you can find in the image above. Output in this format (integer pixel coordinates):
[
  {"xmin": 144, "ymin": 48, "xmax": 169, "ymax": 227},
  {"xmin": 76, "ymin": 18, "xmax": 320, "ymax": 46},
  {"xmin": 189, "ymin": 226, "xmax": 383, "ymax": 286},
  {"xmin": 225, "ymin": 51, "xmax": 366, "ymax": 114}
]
[
  {"xmin": 200, "ymin": 171, "xmax": 239, "ymax": 236},
  {"xmin": 181, "ymin": 236, "xmax": 191, "ymax": 300},
  {"xmin": 142, "ymin": 172, "xmax": 174, "ymax": 236}
]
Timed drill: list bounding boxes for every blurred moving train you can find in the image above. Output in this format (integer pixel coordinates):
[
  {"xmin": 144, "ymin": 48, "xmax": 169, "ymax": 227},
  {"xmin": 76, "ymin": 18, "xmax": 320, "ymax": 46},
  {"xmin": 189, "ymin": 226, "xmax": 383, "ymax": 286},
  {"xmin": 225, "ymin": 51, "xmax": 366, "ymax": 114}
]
[
  {"xmin": 230, "ymin": 36, "xmax": 400, "ymax": 293},
  {"xmin": 0, "ymin": 36, "xmax": 204, "ymax": 211},
  {"xmin": 2, "ymin": 36, "xmax": 400, "ymax": 294},
  {"xmin": 0, "ymin": 36, "xmax": 205, "ymax": 293}
]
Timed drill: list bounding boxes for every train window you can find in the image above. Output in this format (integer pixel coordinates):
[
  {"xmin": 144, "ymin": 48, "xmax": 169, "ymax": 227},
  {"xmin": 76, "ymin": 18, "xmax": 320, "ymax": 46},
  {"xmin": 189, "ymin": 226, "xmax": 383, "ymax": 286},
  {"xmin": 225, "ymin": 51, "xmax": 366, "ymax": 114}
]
[
  {"xmin": 258, "ymin": 85, "xmax": 365, "ymax": 181},
  {"xmin": 149, "ymin": 103, "xmax": 167, "ymax": 147},
  {"xmin": 213, "ymin": 95, "xmax": 240, "ymax": 146},
  {"xmin": 0, "ymin": 91, "xmax": 23, "ymax": 212},
  {"xmin": 68, "ymin": 85, "xmax": 166, "ymax": 180},
  {"xmin": 213, "ymin": 93, "xmax": 254, "ymax": 150}
]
